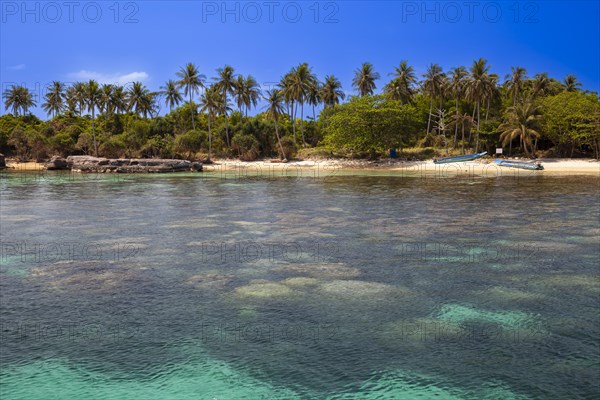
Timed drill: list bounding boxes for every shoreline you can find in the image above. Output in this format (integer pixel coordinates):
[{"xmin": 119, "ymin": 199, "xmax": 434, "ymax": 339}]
[{"xmin": 3, "ymin": 158, "xmax": 599, "ymax": 176}]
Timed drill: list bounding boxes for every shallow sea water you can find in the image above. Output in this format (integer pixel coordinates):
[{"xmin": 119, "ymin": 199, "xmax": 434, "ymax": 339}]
[{"xmin": 1, "ymin": 170, "xmax": 598, "ymax": 399}]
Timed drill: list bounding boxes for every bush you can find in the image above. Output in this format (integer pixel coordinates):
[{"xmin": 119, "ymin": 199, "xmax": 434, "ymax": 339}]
[
  {"xmin": 279, "ymin": 136, "xmax": 298, "ymax": 159},
  {"xmin": 98, "ymin": 135, "xmax": 126, "ymax": 158},
  {"xmin": 174, "ymin": 130, "xmax": 205, "ymax": 159},
  {"xmin": 231, "ymin": 133, "xmax": 260, "ymax": 161}
]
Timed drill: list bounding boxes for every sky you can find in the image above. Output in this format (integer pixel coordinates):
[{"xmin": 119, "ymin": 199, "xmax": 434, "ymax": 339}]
[{"xmin": 1, "ymin": 0, "xmax": 599, "ymax": 118}]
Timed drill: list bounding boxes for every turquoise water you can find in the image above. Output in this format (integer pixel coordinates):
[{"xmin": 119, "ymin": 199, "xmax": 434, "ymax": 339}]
[{"xmin": 1, "ymin": 170, "xmax": 598, "ymax": 399}]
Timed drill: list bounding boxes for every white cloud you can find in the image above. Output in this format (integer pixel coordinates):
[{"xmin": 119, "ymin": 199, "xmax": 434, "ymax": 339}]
[
  {"xmin": 7, "ymin": 64, "xmax": 25, "ymax": 71},
  {"xmin": 67, "ymin": 70, "xmax": 149, "ymax": 85}
]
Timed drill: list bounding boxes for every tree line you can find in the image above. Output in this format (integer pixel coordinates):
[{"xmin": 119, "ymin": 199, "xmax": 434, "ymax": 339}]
[{"xmin": 2, "ymin": 60, "xmax": 599, "ymax": 161}]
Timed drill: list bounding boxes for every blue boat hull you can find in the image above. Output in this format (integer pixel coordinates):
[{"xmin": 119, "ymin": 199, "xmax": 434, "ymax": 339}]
[
  {"xmin": 434, "ymin": 152, "xmax": 488, "ymax": 164},
  {"xmin": 494, "ymin": 159, "xmax": 544, "ymax": 170}
]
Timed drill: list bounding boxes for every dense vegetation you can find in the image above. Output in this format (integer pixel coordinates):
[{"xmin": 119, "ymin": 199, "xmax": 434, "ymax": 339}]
[{"xmin": 2, "ymin": 60, "xmax": 599, "ymax": 161}]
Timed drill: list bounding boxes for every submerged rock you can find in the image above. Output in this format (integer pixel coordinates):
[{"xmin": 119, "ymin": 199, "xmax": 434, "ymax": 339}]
[
  {"xmin": 66, "ymin": 156, "xmax": 202, "ymax": 173},
  {"xmin": 233, "ymin": 281, "xmax": 297, "ymax": 299}
]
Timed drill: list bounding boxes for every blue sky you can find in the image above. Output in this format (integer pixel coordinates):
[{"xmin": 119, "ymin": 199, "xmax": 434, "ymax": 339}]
[{"xmin": 1, "ymin": 0, "xmax": 598, "ymax": 117}]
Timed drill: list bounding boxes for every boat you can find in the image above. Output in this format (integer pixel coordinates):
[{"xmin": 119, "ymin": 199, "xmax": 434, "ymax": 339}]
[
  {"xmin": 494, "ymin": 159, "xmax": 544, "ymax": 170},
  {"xmin": 433, "ymin": 152, "xmax": 488, "ymax": 164}
]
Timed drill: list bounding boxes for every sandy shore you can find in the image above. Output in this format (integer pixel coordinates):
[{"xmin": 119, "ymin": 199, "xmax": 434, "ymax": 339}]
[{"xmin": 3, "ymin": 158, "xmax": 599, "ymax": 176}]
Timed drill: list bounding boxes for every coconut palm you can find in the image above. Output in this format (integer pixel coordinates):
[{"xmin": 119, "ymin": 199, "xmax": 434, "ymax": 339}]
[
  {"xmin": 289, "ymin": 63, "xmax": 316, "ymax": 144},
  {"xmin": 243, "ymin": 75, "xmax": 261, "ymax": 119},
  {"xmin": 388, "ymin": 60, "xmax": 416, "ymax": 103},
  {"xmin": 3, "ymin": 85, "xmax": 36, "ymax": 116},
  {"xmin": 320, "ymin": 75, "xmax": 345, "ymax": 108},
  {"xmin": 422, "ymin": 63, "xmax": 445, "ymax": 135},
  {"xmin": 233, "ymin": 75, "xmax": 246, "ymax": 121},
  {"xmin": 505, "ymin": 66, "xmax": 527, "ymax": 104},
  {"xmin": 214, "ymin": 65, "xmax": 236, "ymax": 146},
  {"xmin": 127, "ymin": 82, "xmax": 156, "ymax": 119},
  {"xmin": 161, "ymin": 80, "xmax": 183, "ymax": 112},
  {"xmin": 73, "ymin": 82, "xmax": 87, "ymax": 116},
  {"xmin": 448, "ymin": 66, "xmax": 468, "ymax": 148},
  {"xmin": 199, "ymin": 84, "xmax": 222, "ymax": 161},
  {"xmin": 563, "ymin": 74, "xmax": 582, "ymax": 92},
  {"xmin": 465, "ymin": 58, "xmax": 492, "ymax": 151},
  {"xmin": 449, "ymin": 112, "xmax": 474, "ymax": 154},
  {"xmin": 352, "ymin": 63, "xmax": 380, "ymax": 97},
  {"xmin": 384, "ymin": 78, "xmax": 409, "ymax": 102},
  {"xmin": 176, "ymin": 63, "xmax": 205, "ymax": 130},
  {"xmin": 485, "ymin": 73, "xmax": 500, "ymax": 121},
  {"xmin": 498, "ymin": 98, "xmax": 542, "ymax": 157},
  {"xmin": 42, "ymin": 81, "xmax": 65, "ymax": 118},
  {"xmin": 84, "ymin": 80, "xmax": 101, "ymax": 156},
  {"xmin": 263, "ymin": 89, "xmax": 287, "ymax": 161},
  {"xmin": 531, "ymin": 73, "xmax": 550, "ymax": 97},
  {"xmin": 307, "ymin": 80, "xmax": 321, "ymax": 123},
  {"xmin": 98, "ymin": 84, "xmax": 114, "ymax": 122},
  {"xmin": 111, "ymin": 85, "xmax": 128, "ymax": 114}
]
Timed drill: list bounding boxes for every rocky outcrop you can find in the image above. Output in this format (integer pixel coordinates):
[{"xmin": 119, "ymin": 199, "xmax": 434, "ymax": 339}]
[
  {"xmin": 45, "ymin": 156, "xmax": 69, "ymax": 170},
  {"xmin": 65, "ymin": 156, "xmax": 202, "ymax": 173},
  {"xmin": 0, "ymin": 153, "xmax": 5, "ymax": 169}
]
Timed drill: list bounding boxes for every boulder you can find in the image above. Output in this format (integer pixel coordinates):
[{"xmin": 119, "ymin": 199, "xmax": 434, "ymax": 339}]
[
  {"xmin": 44, "ymin": 156, "xmax": 69, "ymax": 170},
  {"xmin": 65, "ymin": 156, "xmax": 202, "ymax": 173}
]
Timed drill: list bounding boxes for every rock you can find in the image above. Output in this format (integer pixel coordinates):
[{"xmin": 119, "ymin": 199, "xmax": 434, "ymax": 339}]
[
  {"xmin": 44, "ymin": 156, "xmax": 69, "ymax": 170},
  {"xmin": 0, "ymin": 153, "xmax": 5, "ymax": 169},
  {"xmin": 65, "ymin": 156, "xmax": 202, "ymax": 173}
]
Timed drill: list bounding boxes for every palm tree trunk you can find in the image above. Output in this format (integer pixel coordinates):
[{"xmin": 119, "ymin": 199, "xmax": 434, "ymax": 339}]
[
  {"xmin": 92, "ymin": 106, "xmax": 98, "ymax": 157},
  {"xmin": 485, "ymin": 97, "xmax": 490, "ymax": 122},
  {"xmin": 454, "ymin": 97, "xmax": 459, "ymax": 148},
  {"xmin": 475, "ymin": 101, "xmax": 481, "ymax": 152},
  {"xmin": 274, "ymin": 121, "xmax": 286, "ymax": 161},
  {"xmin": 461, "ymin": 121, "xmax": 465, "ymax": 155},
  {"xmin": 292, "ymin": 100, "xmax": 297, "ymax": 143},
  {"xmin": 300, "ymin": 102, "xmax": 306, "ymax": 145},
  {"xmin": 207, "ymin": 115, "xmax": 212, "ymax": 161},
  {"xmin": 426, "ymin": 99, "xmax": 433, "ymax": 137},
  {"xmin": 189, "ymin": 93, "xmax": 195, "ymax": 130}
]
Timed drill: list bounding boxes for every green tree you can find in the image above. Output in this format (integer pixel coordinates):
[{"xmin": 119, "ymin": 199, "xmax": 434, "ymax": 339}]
[
  {"xmin": 263, "ymin": 89, "xmax": 287, "ymax": 160},
  {"xmin": 176, "ymin": 63, "xmax": 205, "ymax": 130},
  {"xmin": 215, "ymin": 65, "xmax": 236, "ymax": 146},
  {"xmin": 563, "ymin": 74, "xmax": 582, "ymax": 92},
  {"xmin": 199, "ymin": 84, "xmax": 223, "ymax": 161},
  {"xmin": 3, "ymin": 85, "xmax": 36, "ymax": 116},
  {"xmin": 498, "ymin": 98, "xmax": 541, "ymax": 157},
  {"xmin": 505, "ymin": 66, "xmax": 527, "ymax": 104},
  {"xmin": 422, "ymin": 63, "xmax": 446, "ymax": 136},
  {"xmin": 352, "ymin": 62, "xmax": 380, "ymax": 97},
  {"xmin": 465, "ymin": 58, "xmax": 492, "ymax": 151},
  {"xmin": 84, "ymin": 80, "xmax": 101, "ymax": 156},
  {"xmin": 161, "ymin": 80, "xmax": 183, "ymax": 112},
  {"xmin": 42, "ymin": 81, "xmax": 65, "ymax": 118}
]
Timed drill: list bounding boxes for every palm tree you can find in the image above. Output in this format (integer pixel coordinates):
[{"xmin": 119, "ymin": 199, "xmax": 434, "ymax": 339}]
[
  {"xmin": 307, "ymin": 80, "xmax": 321, "ymax": 123},
  {"xmin": 290, "ymin": 63, "xmax": 316, "ymax": 145},
  {"xmin": 98, "ymin": 84, "xmax": 114, "ymax": 122},
  {"xmin": 465, "ymin": 58, "xmax": 492, "ymax": 151},
  {"xmin": 42, "ymin": 81, "xmax": 65, "ymax": 118},
  {"xmin": 111, "ymin": 85, "xmax": 128, "ymax": 115},
  {"xmin": 65, "ymin": 86, "xmax": 78, "ymax": 115},
  {"xmin": 505, "ymin": 66, "xmax": 527, "ymax": 104},
  {"xmin": 531, "ymin": 73, "xmax": 550, "ymax": 97},
  {"xmin": 352, "ymin": 63, "xmax": 380, "ymax": 97},
  {"xmin": 498, "ymin": 98, "xmax": 542, "ymax": 157},
  {"xmin": 384, "ymin": 78, "xmax": 408, "ymax": 102},
  {"xmin": 263, "ymin": 89, "xmax": 287, "ymax": 161},
  {"xmin": 73, "ymin": 82, "xmax": 87, "ymax": 116},
  {"xmin": 215, "ymin": 65, "xmax": 236, "ymax": 146},
  {"xmin": 484, "ymin": 73, "xmax": 500, "ymax": 121},
  {"xmin": 199, "ymin": 84, "xmax": 222, "ymax": 161},
  {"xmin": 563, "ymin": 74, "xmax": 582, "ymax": 92},
  {"xmin": 449, "ymin": 66, "xmax": 468, "ymax": 148},
  {"xmin": 161, "ymin": 80, "xmax": 183, "ymax": 112},
  {"xmin": 127, "ymin": 82, "xmax": 156, "ymax": 118},
  {"xmin": 233, "ymin": 75, "xmax": 246, "ymax": 122},
  {"xmin": 389, "ymin": 60, "xmax": 416, "ymax": 103},
  {"xmin": 176, "ymin": 63, "xmax": 205, "ymax": 130},
  {"xmin": 243, "ymin": 75, "xmax": 261, "ymax": 119},
  {"xmin": 3, "ymin": 85, "xmax": 36, "ymax": 116},
  {"xmin": 422, "ymin": 63, "xmax": 445, "ymax": 136},
  {"xmin": 449, "ymin": 112, "xmax": 474, "ymax": 154},
  {"xmin": 84, "ymin": 80, "xmax": 101, "ymax": 156},
  {"xmin": 320, "ymin": 75, "xmax": 345, "ymax": 128}
]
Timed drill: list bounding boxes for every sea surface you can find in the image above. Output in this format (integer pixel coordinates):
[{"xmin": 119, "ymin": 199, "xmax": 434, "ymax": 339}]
[{"xmin": 1, "ymin": 168, "xmax": 599, "ymax": 399}]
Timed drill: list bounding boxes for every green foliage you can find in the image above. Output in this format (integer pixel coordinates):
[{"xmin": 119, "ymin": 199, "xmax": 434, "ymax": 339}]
[
  {"xmin": 541, "ymin": 92, "xmax": 600, "ymax": 157},
  {"xmin": 174, "ymin": 130, "xmax": 205, "ymax": 159},
  {"xmin": 323, "ymin": 95, "xmax": 422, "ymax": 153},
  {"xmin": 231, "ymin": 132, "xmax": 260, "ymax": 161}
]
